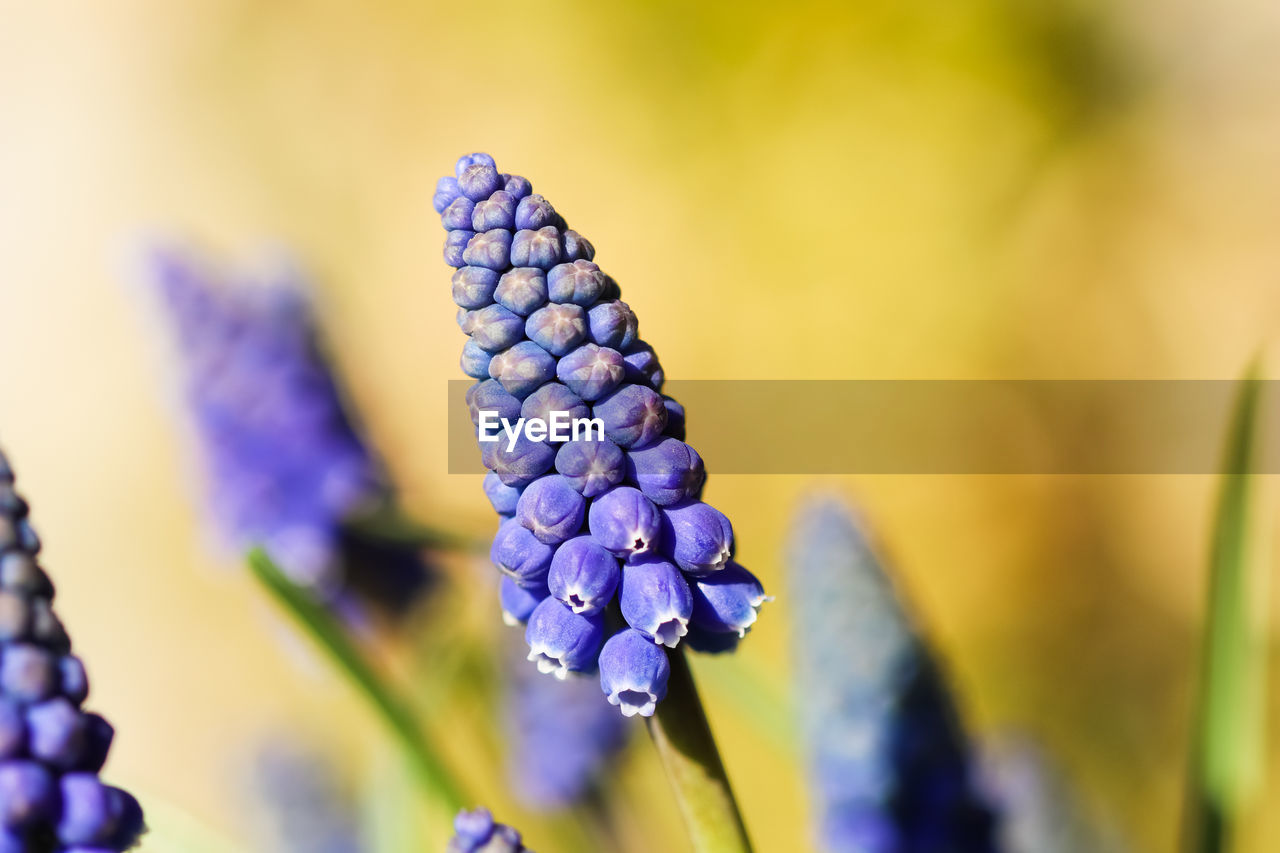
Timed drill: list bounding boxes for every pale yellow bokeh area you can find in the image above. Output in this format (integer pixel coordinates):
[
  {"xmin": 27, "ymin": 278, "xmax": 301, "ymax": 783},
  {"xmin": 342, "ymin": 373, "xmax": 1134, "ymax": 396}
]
[{"xmin": 2, "ymin": 1, "xmax": 1280, "ymax": 851}]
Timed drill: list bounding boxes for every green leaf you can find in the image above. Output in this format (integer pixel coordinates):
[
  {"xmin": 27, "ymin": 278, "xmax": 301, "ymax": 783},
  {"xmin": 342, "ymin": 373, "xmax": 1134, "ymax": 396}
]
[
  {"xmin": 246, "ymin": 548, "xmax": 467, "ymax": 814},
  {"xmin": 1186, "ymin": 363, "xmax": 1271, "ymax": 851}
]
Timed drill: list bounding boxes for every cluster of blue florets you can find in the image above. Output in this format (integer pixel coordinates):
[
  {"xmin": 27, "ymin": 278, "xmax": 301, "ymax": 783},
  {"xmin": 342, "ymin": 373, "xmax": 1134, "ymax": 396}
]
[
  {"xmin": 153, "ymin": 248, "xmax": 428, "ymax": 621},
  {"xmin": 0, "ymin": 449, "xmax": 144, "ymax": 852},
  {"xmin": 789, "ymin": 498, "xmax": 999, "ymax": 852},
  {"xmin": 448, "ymin": 808, "xmax": 529, "ymax": 853},
  {"xmin": 437, "ymin": 153, "xmax": 767, "ymax": 717}
]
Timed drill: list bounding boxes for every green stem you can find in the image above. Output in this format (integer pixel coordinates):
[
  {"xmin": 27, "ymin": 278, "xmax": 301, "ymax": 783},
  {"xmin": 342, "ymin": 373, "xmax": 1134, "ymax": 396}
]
[
  {"xmin": 247, "ymin": 548, "xmax": 467, "ymax": 813},
  {"xmin": 645, "ymin": 647, "xmax": 754, "ymax": 853}
]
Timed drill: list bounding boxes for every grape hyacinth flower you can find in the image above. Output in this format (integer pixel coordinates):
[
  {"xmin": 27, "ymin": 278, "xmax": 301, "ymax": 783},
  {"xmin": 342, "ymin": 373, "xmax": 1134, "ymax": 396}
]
[
  {"xmin": 788, "ymin": 496, "xmax": 999, "ymax": 852},
  {"xmin": 151, "ymin": 248, "xmax": 430, "ymax": 622},
  {"xmin": 448, "ymin": 807, "xmax": 531, "ymax": 853},
  {"xmin": 437, "ymin": 153, "xmax": 766, "ymax": 716},
  {"xmin": 247, "ymin": 739, "xmax": 362, "ymax": 853},
  {"xmin": 0, "ymin": 447, "xmax": 145, "ymax": 851},
  {"xmin": 503, "ymin": 638, "xmax": 627, "ymax": 810}
]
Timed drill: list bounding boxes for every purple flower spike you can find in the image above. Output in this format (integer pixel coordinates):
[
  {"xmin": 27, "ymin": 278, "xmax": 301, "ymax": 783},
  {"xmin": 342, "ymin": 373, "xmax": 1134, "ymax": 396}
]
[
  {"xmin": 599, "ymin": 629, "xmax": 670, "ymax": 717},
  {"xmin": 490, "ymin": 519, "xmax": 554, "ymax": 589},
  {"xmin": 521, "ymin": 383, "xmax": 589, "ymax": 434},
  {"xmin": 516, "ymin": 475, "xmax": 586, "ymax": 544},
  {"xmin": 483, "ymin": 471, "xmax": 523, "ymax": 516},
  {"xmin": 458, "ymin": 162, "xmax": 502, "ymax": 201},
  {"xmin": 525, "ymin": 303, "xmax": 587, "ymax": 356},
  {"xmin": 662, "ymin": 396, "xmax": 686, "ymax": 440},
  {"xmin": 511, "ymin": 226, "xmax": 563, "ymax": 269},
  {"xmin": 547, "ymin": 260, "xmax": 605, "ymax": 306},
  {"xmin": 588, "ymin": 486, "xmax": 662, "ymax": 559},
  {"xmin": 689, "ymin": 562, "xmax": 768, "ymax": 636},
  {"xmin": 503, "ymin": 174, "xmax": 532, "ymax": 200},
  {"xmin": 548, "ymin": 536, "xmax": 620, "ymax": 615},
  {"xmin": 433, "ymin": 175, "xmax": 461, "ymax": 214},
  {"xmin": 444, "ymin": 229, "xmax": 474, "ymax": 267},
  {"xmin": 561, "ymin": 230, "xmax": 595, "ymax": 262},
  {"xmin": 472, "ymin": 190, "xmax": 517, "ymax": 231},
  {"xmin": 451, "ymin": 266, "xmax": 500, "ymax": 310},
  {"xmin": 586, "ymin": 300, "xmax": 639, "ymax": 350},
  {"xmin": 491, "ymin": 433, "xmax": 556, "ymax": 487},
  {"xmin": 469, "ymin": 304, "xmax": 524, "ymax": 353},
  {"xmin": 556, "ymin": 344, "xmax": 624, "ymax": 401},
  {"xmin": 460, "ymin": 340, "xmax": 493, "ymax": 379},
  {"xmin": 525, "ymin": 598, "xmax": 604, "ymax": 679},
  {"xmin": 555, "ymin": 436, "xmax": 625, "ymax": 498},
  {"xmin": 469, "ymin": 379, "xmax": 522, "ymax": 427},
  {"xmin": 593, "ymin": 384, "xmax": 667, "ymax": 449},
  {"xmin": 494, "ymin": 268, "xmax": 548, "ymax": 317},
  {"xmin": 514, "ymin": 194, "xmax": 558, "ymax": 230},
  {"xmin": 441, "ymin": 196, "xmax": 477, "ymax": 231},
  {"xmin": 500, "ymin": 576, "xmax": 547, "ymax": 627},
  {"xmin": 463, "ymin": 229, "xmax": 513, "ymax": 270},
  {"xmin": 661, "ymin": 500, "xmax": 735, "ymax": 574},
  {"xmin": 619, "ymin": 557, "xmax": 693, "ymax": 647},
  {"xmin": 488, "ymin": 341, "xmax": 556, "ymax": 398},
  {"xmin": 625, "ymin": 437, "xmax": 705, "ymax": 506},
  {"xmin": 622, "ymin": 341, "xmax": 664, "ymax": 390}
]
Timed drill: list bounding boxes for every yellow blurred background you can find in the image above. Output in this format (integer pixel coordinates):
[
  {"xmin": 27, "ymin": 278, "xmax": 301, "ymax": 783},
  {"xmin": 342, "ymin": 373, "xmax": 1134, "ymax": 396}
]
[{"xmin": 1, "ymin": 1, "xmax": 1279, "ymax": 850}]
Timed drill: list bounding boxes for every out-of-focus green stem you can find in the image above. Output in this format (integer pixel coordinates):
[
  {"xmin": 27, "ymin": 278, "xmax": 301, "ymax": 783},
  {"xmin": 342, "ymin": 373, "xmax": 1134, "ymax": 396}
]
[
  {"xmin": 247, "ymin": 548, "xmax": 466, "ymax": 814},
  {"xmin": 645, "ymin": 647, "xmax": 754, "ymax": 853}
]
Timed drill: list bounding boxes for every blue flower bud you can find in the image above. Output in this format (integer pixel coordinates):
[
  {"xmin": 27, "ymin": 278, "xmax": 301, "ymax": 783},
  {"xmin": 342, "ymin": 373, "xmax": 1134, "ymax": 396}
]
[
  {"xmin": 0, "ymin": 761, "xmax": 55, "ymax": 828},
  {"xmin": 460, "ymin": 340, "xmax": 492, "ymax": 379},
  {"xmin": 26, "ymin": 698, "xmax": 85, "ymax": 768},
  {"xmin": 525, "ymin": 598, "xmax": 604, "ymax": 679},
  {"xmin": 502, "ymin": 174, "xmax": 532, "ymax": 200},
  {"xmin": 548, "ymin": 535, "xmax": 620, "ymax": 615},
  {"xmin": 511, "ymin": 227, "xmax": 563, "ymax": 269},
  {"xmin": 689, "ymin": 562, "xmax": 767, "ymax": 636},
  {"xmin": 469, "ymin": 379, "xmax": 522, "ymax": 427},
  {"xmin": 520, "ymin": 383, "xmax": 588, "ymax": 433},
  {"xmin": 592, "ymin": 383, "xmax": 667, "ymax": 449},
  {"xmin": 462, "ymin": 228, "xmax": 513, "ymax": 270},
  {"xmin": 625, "ymin": 437, "xmax": 704, "ymax": 506},
  {"xmin": 515, "ymin": 194, "xmax": 557, "ymax": 230},
  {"xmin": 660, "ymin": 500, "xmax": 734, "ymax": 574},
  {"xmin": 555, "ymin": 436, "xmax": 625, "ymax": 498},
  {"xmin": 455, "ymin": 152, "xmax": 496, "ymax": 177},
  {"xmin": 588, "ymin": 486, "xmax": 662, "ymax": 559},
  {"xmin": 662, "ymin": 395, "xmax": 686, "ymax": 440},
  {"xmin": 556, "ymin": 344, "xmax": 624, "ymax": 401},
  {"xmin": 58, "ymin": 656, "xmax": 88, "ymax": 706},
  {"xmin": 500, "ymin": 576, "xmax": 547, "ymax": 627},
  {"xmin": 491, "ymin": 433, "xmax": 556, "ymax": 487},
  {"xmin": 441, "ymin": 196, "xmax": 477, "ymax": 231},
  {"xmin": 451, "ymin": 266, "xmax": 500, "ymax": 310},
  {"xmin": 472, "ymin": 190, "xmax": 517, "ymax": 231},
  {"xmin": 622, "ymin": 340, "xmax": 664, "ymax": 389},
  {"xmin": 490, "ymin": 519, "xmax": 554, "ymax": 589},
  {"xmin": 468, "ymin": 304, "xmax": 524, "ymax": 353},
  {"xmin": 494, "ymin": 268, "xmax": 548, "ymax": 316},
  {"xmin": 1, "ymin": 645, "xmax": 56, "ymax": 703},
  {"xmin": 57, "ymin": 773, "xmax": 142, "ymax": 847},
  {"xmin": 586, "ymin": 300, "xmax": 638, "ymax": 350},
  {"xmin": 433, "ymin": 175, "xmax": 462, "ymax": 214},
  {"xmin": 483, "ymin": 471, "xmax": 523, "ymax": 516},
  {"xmin": 449, "ymin": 807, "xmax": 529, "ymax": 853},
  {"xmin": 444, "ymin": 229, "xmax": 474, "ymax": 267},
  {"xmin": 516, "ymin": 475, "xmax": 586, "ymax": 545},
  {"xmin": 561, "ymin": 230, "xmax": 595, "ymax": 262},
  {"xmin": 488, "ymin": 341, "xmax": 556, "ymax": 398},
  {"xmin": 547, "ymin": 261, "xmax": 605, "ymax": 306},
  {"xmin": 458, "ymin": 162, "xmax": 502, "ymax": 201},
  {"xmin": 619, "ymin": 557, "xmax": 693, "ymax": 647},
  {"xmin": 457, "ymin": 307, "xmax": 479, "ymax": 334},
  {"xmin": 525, "ymin": 303, "xmax": 586, "ymax": 356},
  {"xmin": 598, "ymin": 629, "xmax": 670, "ymax": 717}
]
